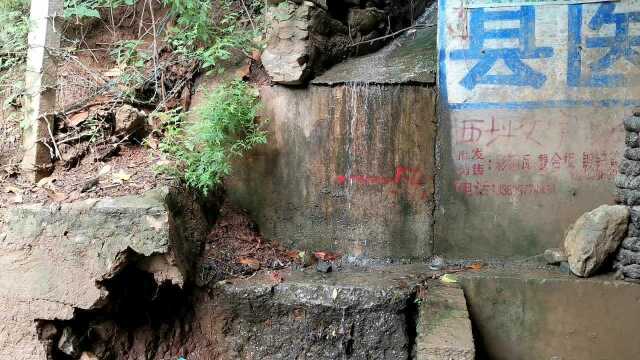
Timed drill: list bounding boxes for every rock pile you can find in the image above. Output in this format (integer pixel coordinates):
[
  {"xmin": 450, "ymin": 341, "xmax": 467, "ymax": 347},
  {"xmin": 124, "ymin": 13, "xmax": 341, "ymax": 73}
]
[{"xmin": 615, "ymin": 111, "xmax": 640, "ymax": 282}]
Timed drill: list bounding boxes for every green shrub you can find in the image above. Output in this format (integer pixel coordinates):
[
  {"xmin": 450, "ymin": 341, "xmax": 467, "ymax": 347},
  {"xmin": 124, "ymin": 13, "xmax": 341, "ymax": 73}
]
[
  {"xmin": 164, "ymin": 0, "xmax": 263, "ymax": 71},
  {"xmin": 0, "ymin": 0, "xmax": 29, "ymax": 73},
  {"xmin": 159, "ymin": 80, "xmax": 267, "ymax": 195}
]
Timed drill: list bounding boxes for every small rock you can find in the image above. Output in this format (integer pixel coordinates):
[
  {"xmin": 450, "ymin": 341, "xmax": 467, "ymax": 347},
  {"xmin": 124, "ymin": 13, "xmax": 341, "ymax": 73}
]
[
  {"xmin": 58, "ymin": 327, "xmax": 80, "ymax": 357},
  {"xmin": 620, "ymin": 264, "xmax": 640, "ymax": 279},
  {"xmin": 316, "ymin": 260, "xmax": 332, "ymax": 273},
  {"xmin": 623, "ymin": 115, "xmax": 640, "ymax": 132},
  {"xmin": 299, "ymin": 251, "xmax": 315, "ymax": 267},
  {"xmin": 626, "ymin": 132, "xmax": 639, "ymax": 148},
  {"xmin": 564, "ymin": 205, "xmax": 629, "ymax": 277},
  {"xmin": 429, "ymin": 255, "xmax": 445, "ymax": 270},
  {"xmin": 80, "ymin": 352, "xmax": 99, "ymax": 360},
  {"xmin": 559, "ymin": 261, "xmax": 571, "ymax": 274},
  {"xmin": 114, "ymin": 104, "xmax": 145, "ymax": 135},
  {"xmin": 619, "ymin": 159, "xmax": 640, "ymax": 176},
  {"xmin": 544, "ymin": 248, "xmax": 567, "ymax": 265},
  {"xmin": 625, "ymin": 148, "xmax": 640, "ymax": 161},
  {"xmin": 622, "ymin": 237, "xmax": 640, "ymax": 252}
]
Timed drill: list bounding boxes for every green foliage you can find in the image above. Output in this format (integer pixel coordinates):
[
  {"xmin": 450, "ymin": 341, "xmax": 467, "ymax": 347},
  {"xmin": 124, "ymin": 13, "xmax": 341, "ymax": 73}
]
[
  {"xmin": 164, "ymin": 0, "xmax": 264, "ymax": 71},
  {"xmin": 0, "ymin": 0, "xmax": 29, "ymax": 73},
  {"xmin": 63, "ymin": 0, "xmax": 136, "ymax": 20},
  {"xmin": 158, "ymin": 80, "xmax": 267, "ymax": 195}
]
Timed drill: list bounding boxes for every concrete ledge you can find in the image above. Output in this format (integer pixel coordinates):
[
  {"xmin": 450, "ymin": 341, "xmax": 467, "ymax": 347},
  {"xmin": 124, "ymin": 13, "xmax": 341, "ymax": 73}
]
[
  {"xmin": 416, "ymin": 284, "xmax": 475, "ymax": 360},
  {"xmin": 0, "ymin": 187, "xmax": 209, "ymax": 360}
]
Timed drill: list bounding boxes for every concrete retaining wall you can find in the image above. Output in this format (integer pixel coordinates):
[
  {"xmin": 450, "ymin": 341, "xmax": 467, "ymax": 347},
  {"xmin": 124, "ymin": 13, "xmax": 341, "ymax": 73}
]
[
  {"xmin": 227, "ymin": 85, "xmax": 438, "ymax": 260},
  {"xmin": 436, "ymin": 0, "xmax": 637, "ymax": 258}
]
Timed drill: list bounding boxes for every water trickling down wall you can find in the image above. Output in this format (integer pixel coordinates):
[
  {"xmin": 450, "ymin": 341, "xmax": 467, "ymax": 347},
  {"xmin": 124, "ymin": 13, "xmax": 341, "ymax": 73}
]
[{"xmin": 227, "ymin": 84, "xmax": 437, "ymax": 261}]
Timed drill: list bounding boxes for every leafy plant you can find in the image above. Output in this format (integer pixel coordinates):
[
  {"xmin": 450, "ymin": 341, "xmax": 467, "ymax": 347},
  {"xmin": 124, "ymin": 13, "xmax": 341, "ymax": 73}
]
[
  {"xmin": 164, "ymin": 0, "xmax": 263, "ymax": 71},
  {"xmin": 63, "ymin": 0, "xmax": 136, "ymax": 20},
  {"xmin": 158, "ymin": 80, "xmax": 267, "ymax": 195},
  {"xmin": 0, "ymin": 0, "xmax": 29, "ymax": 73}
]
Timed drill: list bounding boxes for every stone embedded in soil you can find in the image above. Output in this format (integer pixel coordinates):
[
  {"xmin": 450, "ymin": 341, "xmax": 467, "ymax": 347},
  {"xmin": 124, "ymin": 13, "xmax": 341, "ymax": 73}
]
[
  {"xmin": 544, "ymin": 248, "xmax": 568, "ymax": 265},
  {"xmin": 114, "ymin": 104, "xmax": 145, "ymax": 135},
  {"xmin": 564, "ymin": 205, "xmax": 629, "ymax": 277},
  {"xmin": 315, "ymin": 260, "xmax": 332, "ymax": 273}
]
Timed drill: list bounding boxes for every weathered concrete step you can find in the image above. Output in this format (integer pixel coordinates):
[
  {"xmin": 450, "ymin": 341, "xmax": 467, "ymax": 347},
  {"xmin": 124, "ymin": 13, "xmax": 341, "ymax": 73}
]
[
  {"xmin": 213, "ymin": 266, "xmax": 434, "ymax": 360},
  {"xmin": 416, "ymin": 283, "xmax": 475, "ymax": 360}
]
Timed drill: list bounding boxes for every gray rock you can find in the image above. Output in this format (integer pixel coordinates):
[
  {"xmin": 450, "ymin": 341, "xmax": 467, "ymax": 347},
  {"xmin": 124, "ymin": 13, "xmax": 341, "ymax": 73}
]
[
  {"xmin": 625, "ymin": 148, "xmax": 640, "ymax": 161},
  {"xmin": 630, "ymin": 206, "xmax": 640, "ymax": 224},
  {"xmin": 429, "ymin": 255, "xmax": 445, "ymax": 270},
  {"xmin": 316, "ymin": 260, "xmax": 332, "ymax": 273},
  {"xmin": 58, "ymin": 327, "xmax": 80, "ymax": 356},
  {"xmin": 544, "ymin": 248, "xmax": 567, "ymax": 265},
  {"xmin": 615, "ymin": 188, "xmax": 640, "ymax": 206},
  {"xmin": 626, "ymin": 131, "xmax": 639, "ymax": 148},
  {"xmin": 622, "ymin": 237, "xmax": 640, "ymax": 252},
  {"xmin": 623, "ymin": 116, "xmax": 640, "ymax": 132},
  {"xmin": 616, "ymin": 249, "xmax": 640, "ymax": 266},
  {"xmin": 620, "ymin": 264, "xmax": 640, "ymax": 279},
  {"xmin": 564, "ymin": 205, "xmax": 629, "ymax": 277},
  {"xmin": 614, "ymin": 174, "xmax": 640, "ymax": 190},
  {"xmin": 629, "ymin": 221, "xmax": 640, "ymax": 237},
  {"xmin": 619, "ymin": 159, "xmax": 640, "ymax": 176},
  {"xmin": 114, "ymin": 104, "xmax": 145, "ymax": 135}
]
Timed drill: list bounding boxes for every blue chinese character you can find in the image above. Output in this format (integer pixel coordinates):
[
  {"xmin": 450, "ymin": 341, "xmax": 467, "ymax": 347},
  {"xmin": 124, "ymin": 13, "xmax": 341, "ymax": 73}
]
[
  {"xmin": 450, "ymin": 6, "xmax": 553, "ymax": 90},
  {"xmin": 568, "ymin": 4, "xmax": 640, "ymax": 87}
]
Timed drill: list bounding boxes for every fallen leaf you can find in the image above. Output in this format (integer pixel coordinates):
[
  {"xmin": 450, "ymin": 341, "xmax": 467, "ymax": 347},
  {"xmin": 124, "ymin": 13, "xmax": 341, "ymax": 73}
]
[
  {"xmin": 314, "ymin": 251, "xmax": 340, "ymax": 261},
  {"xmin": 4, "ymin": 186, "xmax": 21, "ymax": 194},
  {"xmin": 36, "ymin": 177, "xmax": 55, "ymax": 188},
  {"xmin": 98, "ymin": 165, "xmax": 112, "ymax": 177},
  {"xmin": 112, "ymin": 170, "xmax": 131, "ymax": 183},
  {"xmin": 235, "ymin": 62, "xmax": 251, "ymax": 79},
  {"xmin": 250, "ymin": 49, "xmax": 261, "ymax": 61},
  {"xmin": 269, "ymin": 271, "xmax": 284, "ymax": 284},
  {"xmin": 440, "ymin": 274, "xmax": 458, "ymax": 284},
  {"xmin": 285, "ymin": 250, "xmax": 300, "ymax": 260},
  {"xmin": 12, "ymin": 193, "xmax": 23, "ymax": 204},
  {"xmin": 468, "ymin": 262, "xmax": 483, "ymax": 271},
  {"xmin": 103, "ymin": 67, "xmax": 122, "ymax": 77},
  {"xmin": 67, "ymin": 111, "xmax": 89, "ymax": 127},
  {"xmin": 239, "ymin": 257, "xmax": 260, "ymax": 270},
  {"xmin": 45, "ymin": 188, "xmax": 67, "ymax": 202}
]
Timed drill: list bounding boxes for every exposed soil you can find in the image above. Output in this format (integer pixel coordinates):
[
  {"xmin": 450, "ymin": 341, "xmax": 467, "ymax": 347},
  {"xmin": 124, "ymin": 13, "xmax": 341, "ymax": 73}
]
[
  {"xmin": 196, "ymin": 200, "xmax": 299, "ymax": 285},
  {"xmin": 0, "ymin": 144, "xmax": 167, "ymax": 209}
]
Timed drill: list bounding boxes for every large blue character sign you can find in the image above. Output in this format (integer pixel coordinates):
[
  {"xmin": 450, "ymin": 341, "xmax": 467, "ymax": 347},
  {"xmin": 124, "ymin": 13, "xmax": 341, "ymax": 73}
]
[
  {"xmin": 568, "ymin": 3, "xmax": 640, "ymax": 87},
  {"xmin": 450, "ymin": 6, "xmax": 553, "ymax": 90}
]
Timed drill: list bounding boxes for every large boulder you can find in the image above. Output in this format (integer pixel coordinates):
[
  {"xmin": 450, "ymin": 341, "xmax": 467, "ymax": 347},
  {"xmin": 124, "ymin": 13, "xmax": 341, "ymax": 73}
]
[{"xmin": 564, "ymin": 205, "xmax": 629, "ymax": 277}]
